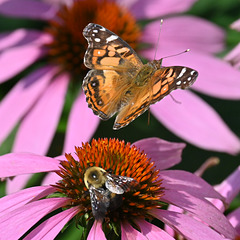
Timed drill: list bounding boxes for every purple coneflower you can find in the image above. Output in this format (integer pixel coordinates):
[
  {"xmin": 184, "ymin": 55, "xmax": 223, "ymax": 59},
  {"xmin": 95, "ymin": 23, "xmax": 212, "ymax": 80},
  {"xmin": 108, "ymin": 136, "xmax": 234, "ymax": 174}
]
[
  {"xmin": 0, "ymin": 0, "xmax": 239, "ymax": 156},
  {"xmin": 0, "ymin": 138, "xmax": 236, "ymax": 239}
]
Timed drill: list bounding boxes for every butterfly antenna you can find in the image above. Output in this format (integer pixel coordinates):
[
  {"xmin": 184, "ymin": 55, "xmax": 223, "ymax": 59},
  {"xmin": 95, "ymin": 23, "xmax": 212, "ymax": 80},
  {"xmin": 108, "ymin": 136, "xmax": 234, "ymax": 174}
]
[
  {"xmin": 162, "ymin": 49, "xmax": 190, "ymax": 60},
  {"xmin": 154, "ymin": 19, "xmax": 164, "ymax": 60}
]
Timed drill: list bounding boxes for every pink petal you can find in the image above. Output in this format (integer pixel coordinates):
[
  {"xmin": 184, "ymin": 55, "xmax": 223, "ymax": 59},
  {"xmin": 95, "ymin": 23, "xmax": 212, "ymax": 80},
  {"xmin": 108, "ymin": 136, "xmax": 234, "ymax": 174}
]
[
  {"xmin": 160, "ymin": 170, "xmax": 224, "ymax": 200},
  {"xmin": 129, "ymin": 0, "xmax": 197, "ymax": 20},
  {"xmin": 213, "ymin": 166, "xmax": 240, "ymax": 211},
  {"xmin": 231, "ymin": 18, "xmax": 240, "ymax": 31},
  {"xmin": 63, "ymin": 93, "xmax": 100, "ymax": 153},
  {"xmin": 0, "ymin": 198, "xmax": 69, "ymax": 239},
  {"xmin": 0, "ymin": 0, "xmax": 57, "ymax": 20},
  {"xmin": 142, "ymin": 16, "xmax": 225, "ymax": 55},
  {"xmin": 0, "ymin": 66, "xmax": 56, "ymax": 146},
  {"xmin": 227, "ymin": 207, "xmax": 240, "ymax": 234},
  {"xmin": 13, "ymin": 72, "xmax": 69, "ymax": 155},
  {"xmin": 136, "ymin": 218, "xmax": 175, "ymax": 239},
  {"xmin": 0, "ymin": 44, "xmax": 45, "ymax": 83},
  {"xmin": 151, "ymin": 209, "xmax": 227, "ymax": 240},
  {"xmin": 161, "ymin": 190, "xmax": 236, "ymax": 239},
  {"xmin": 224, "ymin": 43, "xmax": 240, "ymax": 69},
  {"xmin": 87, "ymin": 221, "xmax": 106, "ymax": 240},
  {"xmin": 121, "ymin": 222, "xmax": 147, "ymax": 240},
  {"xmin": 150, "ymin": 90, "xmax": 240, "ymax": 154},
  {"xmin": 132, "ymin": 138, "xmax": 185, "ymax": 170},
  {"xmin": 0, "ymin": 186, "xmax": 55, "ymax": 215},
  {"xmin": 0, "ymin": 29, "xmax": 52, "ymax": 51},
  {"xmin": 0, "ymin": 153, "xmax": 60, "ymax": 177},
  {"xmin": 6, "ymin": 174, "xmax": 33, "ymax": 194},
  {"xmin": 25, "ymin": 206, "xmax": 79, "ymax": 240},
  {"xmin": 42, "ymin": 171, "xmax": 61, "ymax": 186}
]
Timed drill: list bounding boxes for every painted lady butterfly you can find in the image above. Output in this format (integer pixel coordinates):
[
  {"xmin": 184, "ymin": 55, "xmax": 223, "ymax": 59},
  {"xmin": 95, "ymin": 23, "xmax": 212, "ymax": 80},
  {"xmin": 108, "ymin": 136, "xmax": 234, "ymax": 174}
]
[{"xmin": 82, "ymin": 23, "xmax": 198, "ymax": 130}]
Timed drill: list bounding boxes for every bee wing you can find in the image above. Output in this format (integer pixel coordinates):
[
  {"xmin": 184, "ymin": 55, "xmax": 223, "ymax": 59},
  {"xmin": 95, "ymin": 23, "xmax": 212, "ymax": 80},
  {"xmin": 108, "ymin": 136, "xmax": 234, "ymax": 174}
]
[
  {"xmin": 89, "ymin": 186, "xmax": 110, "ymax": 220},
  {"xmin": 105, "ymin": 174, "xmax": 136, "ymax": 194}
]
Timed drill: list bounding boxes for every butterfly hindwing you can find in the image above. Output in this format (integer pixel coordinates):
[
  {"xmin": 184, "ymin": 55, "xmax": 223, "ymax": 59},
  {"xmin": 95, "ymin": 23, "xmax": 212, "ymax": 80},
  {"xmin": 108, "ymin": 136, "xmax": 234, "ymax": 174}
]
[
  {"xmin": 113, "ymin": 65, "xmax": 198, "ymax": 129},
  {"xmin": 83, "ymin": 69, "xmax": 135, "ymax": 120},
  {"xmin": 150, "ymin": 66, "xmax": 198, "ymax": 104}
]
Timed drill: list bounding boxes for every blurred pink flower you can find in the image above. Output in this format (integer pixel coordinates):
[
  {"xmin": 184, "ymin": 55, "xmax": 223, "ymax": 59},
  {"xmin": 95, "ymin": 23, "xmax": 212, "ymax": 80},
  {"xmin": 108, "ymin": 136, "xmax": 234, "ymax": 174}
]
[
  {"xmin": 0, "ymin": 0, "xmax": 239, "ymax": 156},
  {"xmin": 165, "ymin": 160, "xmax": 240, "ymax": 239},
  {"xmin": 213, "ymin": 166, "xmax": 240, "ymax": 237},
  {"xmin": 225, "ymin": 19, "xmax": 240, "ymax": 69},
  {"xmin": 0, "ymin": 138, "xmax": 236, "ymax": 239},
  {"xmin": 231, "ymin": 18, "xmax": 240, "ymax": 31}
]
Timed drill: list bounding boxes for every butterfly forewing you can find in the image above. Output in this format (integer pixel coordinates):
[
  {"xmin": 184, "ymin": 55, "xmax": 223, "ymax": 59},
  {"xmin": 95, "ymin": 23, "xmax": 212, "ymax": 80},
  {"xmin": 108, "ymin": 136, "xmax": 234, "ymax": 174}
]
[{"xmin": 83, "ymin": 23, "xmax": 143, "ymax": 71}]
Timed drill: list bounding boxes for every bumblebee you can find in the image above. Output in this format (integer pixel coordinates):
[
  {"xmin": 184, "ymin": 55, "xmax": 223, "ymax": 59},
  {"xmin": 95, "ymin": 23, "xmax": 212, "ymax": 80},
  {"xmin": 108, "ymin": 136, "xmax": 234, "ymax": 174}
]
[{"xmin": 84, "ymin": 166, "xmax": 137, "ymax": 220}]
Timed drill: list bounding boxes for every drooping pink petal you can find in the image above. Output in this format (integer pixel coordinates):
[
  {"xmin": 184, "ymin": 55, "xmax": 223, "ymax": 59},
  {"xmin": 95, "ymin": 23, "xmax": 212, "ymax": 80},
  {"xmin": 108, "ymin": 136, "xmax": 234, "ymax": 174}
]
[
  {"xmin": 136, "ymin": 218, "xmax": 175, "ymax": 239},
  {"xmin": 42, "ymin": 171, "xmax": 61, "ymax": 186},
  {"xmin": 142, "ymin": 16, "xmax": 225, "ymax": 55},
  {"xmin": 164, "ymin": 205, "xmax": 182, "ymax": 237},
  {"xmin": 213, "ymin": 166, "xmax": 240, "ymax": 211},
  {"xmin": 227, "ymin": 207, "xmax": 240, "ymax": 235},
  {"xmin": 24, "ymin": 206, "xmax": 79, "ymax": 240},
  {"xmin": 13, "ymin": 73, "xmax": 69, "ymax": 155},
  {"xmin": 0, "ymin": 186, "xmax": 55, "ymax": 215},
  {"xmin": 0, "ymin": 0, "xmax": 57, "ymax": 20},
  {"xmin": 132, "ymin": 138, "xmax": 185, "ymax": 170},
  {"xmin": 160, "ymin": 170, "xmax": 224, "ymax": 200},
  {"xmin": 121, "ymin": 222, "xmax": 147, "ymax": 240},
  {"xmin": 161, "ymin": 190, "xmax": 236, "ymax": 239},
  {"xmin": 0, "ymin": 44, "xmax": 46, "ymax": 83},
  {"xmin": 150, "ymin": 91, "xmax": 240, "ymax": 154},
  {"xmin": 6, "ymin": 155, "xmax": 63, "ymax": 194},
  {"xmin": 224, "ymin": 43, "xmax": 240, "ymax": 69},
  {"xmin": 151, "ymin": 209, "xmax": 227, "ymax": 240},
  {"xmin": 231, "ymin": 18, "xmax": 240, "ymax": 31},
  {"xmin": 0, "ymin": 198, "xmax": 70, "ymax": 240},
  {"xmin": 129, "ymin": 0, "xmax": 197, "ymax": 20},
  {"xmin": 63, "ymin": 93, "xmax": 100, "ymax": 153},
  {"xmin": 87, "ymin": 220, "xmax": 106, "ymax": 240},
  {"xmin": 6, "ymin": 174, "xmax": 34, "ymax": 194},
  {"xmin": 0, "ymin": 29, "xmax": 52, "ymax": 51},
  {"xmin": 0, "ymin": 153, "xmax": 60, "ymax": 177},
  {"xmin": 0, "ymin": 66, "xmax": 57, "ymax": 146}
]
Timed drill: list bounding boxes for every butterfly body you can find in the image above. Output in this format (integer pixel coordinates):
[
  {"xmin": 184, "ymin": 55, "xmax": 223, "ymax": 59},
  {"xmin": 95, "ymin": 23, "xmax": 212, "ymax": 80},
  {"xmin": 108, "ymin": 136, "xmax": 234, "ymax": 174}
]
[{"xmin": 83, "ymin": 23, "xmax": 198, "ymax": 130}]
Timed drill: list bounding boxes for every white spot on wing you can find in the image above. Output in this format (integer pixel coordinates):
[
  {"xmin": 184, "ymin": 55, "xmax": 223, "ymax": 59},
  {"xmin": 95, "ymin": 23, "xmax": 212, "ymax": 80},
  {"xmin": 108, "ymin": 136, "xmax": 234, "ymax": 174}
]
[
  {"xmin": 190, "ymin": 70, "xmax": 195, "ymax": 75},
  {"xmin": 176, "ymin": 80, "xmax": 181, "ymax": 86},
  {"xmin": 93, "ymin": 29, "xmax": 98, "ymax": 33},
  {"xmin": 176, "ymin": 67, "xmax": 186, "ymax": 79},
  {"xmin": 94, "ymin": 38, "xmax": 101, "ymax": 42},
  {"xmin": 100, "ymin": 26, "xmax": 106, "ymax": 31},
  {"xmin": 106, "ymin": 35, "xmax": 118, "ymax": 43},
  {"xmin": 98, "ymin": 51, "xmax": 101, "ymax": 54},
  {"xmin": 187, "ymin": 77, "xmax": 191, "ymax": 81}
]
